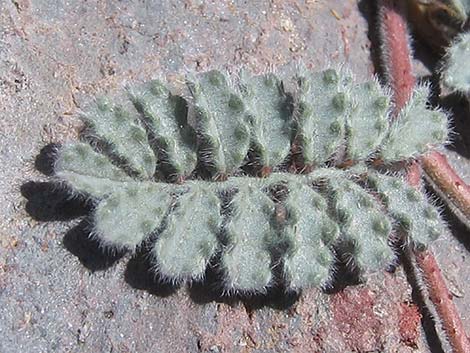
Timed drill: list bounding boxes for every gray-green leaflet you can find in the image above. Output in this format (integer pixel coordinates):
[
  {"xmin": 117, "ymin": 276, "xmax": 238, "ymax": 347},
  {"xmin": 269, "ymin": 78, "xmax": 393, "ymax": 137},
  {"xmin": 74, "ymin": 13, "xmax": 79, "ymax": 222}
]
[{"xmin": 53, "ymin": 66, "xmax": 448, "ymax": 293}]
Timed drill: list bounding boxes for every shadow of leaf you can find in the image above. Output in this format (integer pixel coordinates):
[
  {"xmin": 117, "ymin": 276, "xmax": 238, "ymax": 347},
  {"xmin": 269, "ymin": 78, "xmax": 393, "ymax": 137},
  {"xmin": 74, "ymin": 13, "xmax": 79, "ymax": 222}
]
[
  {"xmin": 35, "ymin": 143, "xmax": 61, "ymax": 176},
  {"xmin": 63, "ymin": 218, "xmax": 127, "ymax": 272},
  {"xmin": 124, "ymin": 249, "xmax": 180, "ymax": 297},
  {"xmin": 21, "ymin": 181, "xmax": 92, "ymax": 222},
  {"xmin": 188, "ymin": 259, "xmax": 300, "ymax": 311}
]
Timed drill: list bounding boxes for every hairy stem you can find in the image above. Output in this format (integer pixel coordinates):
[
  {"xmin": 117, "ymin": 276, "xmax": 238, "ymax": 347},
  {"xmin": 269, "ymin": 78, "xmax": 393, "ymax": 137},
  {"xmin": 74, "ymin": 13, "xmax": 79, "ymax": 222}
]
[
  {"xmin": 378, "ymin": 0, "xmax": 470, "ymax": 351},
  {"xmin": 379, "ymin": 0, "xmax": 470, "ymax": 226},
  {"xmin": 422, "ymin": 151, "xmax": 470, "ymax": 229},
  {"xmin": 378, "ymin": 0, "xmax": 415, "ymax": 114},
  {"xmin": 415, "ymin": 250, "xmax": 470, "ymax": 353}
]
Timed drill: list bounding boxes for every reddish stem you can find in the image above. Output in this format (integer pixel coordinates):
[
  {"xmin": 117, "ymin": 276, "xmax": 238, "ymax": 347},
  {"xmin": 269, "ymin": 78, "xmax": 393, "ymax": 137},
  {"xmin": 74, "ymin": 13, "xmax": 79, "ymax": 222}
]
[
  {"xmin": 415, "ymin": 250, "xmax": 470, "ymax": 353},
  {"xmin": 380, "ymin": 0, "xmax": 470, "ymax": 224},
  {"xmin": 378, "ymin": 1, "xmax": 470, "ymax": 352},
  {"xmin": 378, "ymin": 0, "xmax": 415, "ymax": 115},
  {"xmin": 259, "ymin": 165, "xmax": 273, "ymax": 178},
  {"xmin": 406, "ymin": 161, "xmax": 421, "ymax": 188},
  {"xmin": 421, "ymin": 151, "xmax": 470, "ymax": 227}
]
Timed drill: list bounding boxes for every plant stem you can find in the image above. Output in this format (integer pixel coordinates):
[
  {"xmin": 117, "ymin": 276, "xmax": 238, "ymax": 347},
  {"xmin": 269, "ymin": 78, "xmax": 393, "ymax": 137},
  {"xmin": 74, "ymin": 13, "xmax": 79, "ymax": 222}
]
[
  {"xmin": 379, "ymin": 0, "xmax": 470, "ymax": 227},
  {"xmin": 414, "ymin": 249, "xmax": 470, "ymax": 353},
  {"xmin": 378, "ymin": 0, "xmax": 415, "ymax": 114},
  {"xmin": 421, "ymin": 151, "xmax": 470, "ymax": 228},
  {"xmin": 378, "ymin": 1, "xmax": 470, "ymax": 352}
]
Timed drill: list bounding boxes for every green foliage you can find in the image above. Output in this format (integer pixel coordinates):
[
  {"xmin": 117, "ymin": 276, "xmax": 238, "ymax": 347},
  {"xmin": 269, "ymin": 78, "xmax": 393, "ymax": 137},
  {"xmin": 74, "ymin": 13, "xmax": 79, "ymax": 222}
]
[
  {"xmin": 441, "ymin": 31, "xmax": 470, "ymax": 94},
  {"xmin": 129, "ymin": 80, "xmax": 198, "ymax": 179},
  {"xmin": 187, "ymin": 70, "xmax": 250, "ymax": 176},
  {"xmin": 94, "ymin": 183, "xmax": 172, "ymax": 250},
  {"xmin": 82, "ymin": 99, "xmax": 156, "ymax": 178},
  {"xmin": 453, "ymin": 0, "xmax": 470, "ymax": 18},
  {"xmin": 153, "ymin": 186, "xmax": 220, "ymax": 281},
  {"xmin": 49, "ymin": 66, "xmax": 449, "ymax": 292},
  {"xmin": 346, "ymin": 80, "xmax": 390, "ymax": 161},
  {"xmin": 294, "ymin": 67, "xmax": 353, "ymax": 167},
  {"xmin": 328, "ymin": 177, "xmax": 393, "ymax": 270},
  {"xmin": 279, "ymin": 182, "xmax": 338, "ymax": 290},
  {"xmin": 461, "ymin": 0, "xmax": 470, "ymax": 15},
  {"xmin": 367, "ymin": 172, "xmax": 445, "ymax": 250},
  {"xmin": 55, "ymin": 143, "xmax": 132, "ymax": 197},
  {"xmin": 221, "ymin": 186, "xmax": 275, "ymax": 292},
  {"xmin": 239, "ymin": 71, "xmax": 292, "ymax": 170},
  {"xmin": 379, "ymin": 85, "xmax": 448, "ymax": 162}
]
